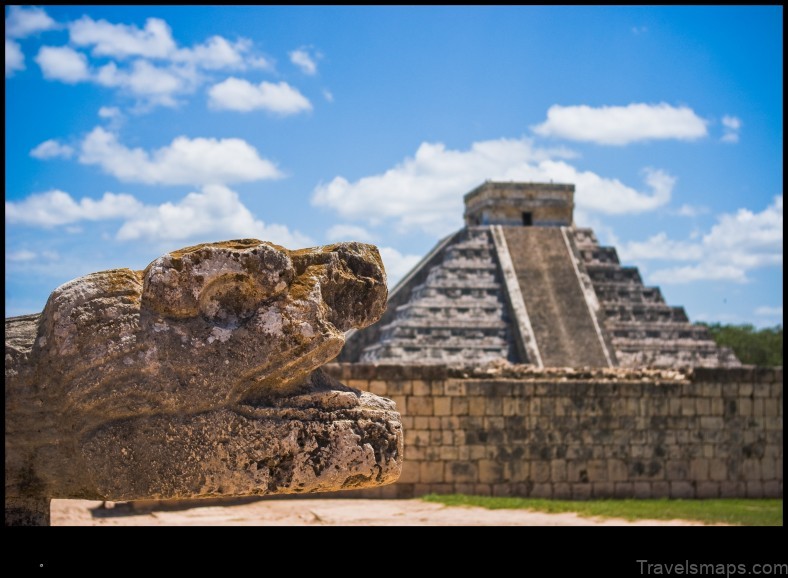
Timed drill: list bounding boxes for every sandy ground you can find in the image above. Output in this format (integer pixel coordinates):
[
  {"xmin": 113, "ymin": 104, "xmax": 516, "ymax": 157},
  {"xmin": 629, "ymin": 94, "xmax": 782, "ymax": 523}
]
[{"xmin": 51, "ymin": 498, "xmax": 719, "ymax": 526}]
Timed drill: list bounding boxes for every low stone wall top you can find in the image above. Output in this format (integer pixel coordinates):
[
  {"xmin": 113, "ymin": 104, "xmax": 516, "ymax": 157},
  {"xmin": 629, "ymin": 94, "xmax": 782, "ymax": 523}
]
[{"xmin": 324, "ymin": 363, "xmax": 782, "ymax": 384}]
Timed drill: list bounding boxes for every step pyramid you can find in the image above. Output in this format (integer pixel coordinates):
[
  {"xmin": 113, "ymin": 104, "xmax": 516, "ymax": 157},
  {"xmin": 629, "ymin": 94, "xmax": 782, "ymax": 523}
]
[{"xmin": 341, "ymin": 181, "xmax": 740, "ymax": 368}]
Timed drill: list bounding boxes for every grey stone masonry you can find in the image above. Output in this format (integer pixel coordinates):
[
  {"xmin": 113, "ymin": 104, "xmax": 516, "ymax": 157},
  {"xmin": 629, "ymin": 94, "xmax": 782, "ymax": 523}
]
[
  {"xmin": 359, "ymin": 228, "xmax": 518, "ymax": 364},
  {"xmin": 572, "ymin": 228, "xmax": 740, "ymax": 368},
  {"xmin": 343, "ymin": 181, "xmax": 740, "ymax": 369}
]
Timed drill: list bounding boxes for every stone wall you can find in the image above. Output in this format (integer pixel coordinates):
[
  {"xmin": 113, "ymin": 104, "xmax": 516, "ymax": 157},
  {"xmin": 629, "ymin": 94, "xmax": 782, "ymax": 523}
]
[{"xmin": 323, "ymin": 364, "xmax": 783, "ymax": 499}]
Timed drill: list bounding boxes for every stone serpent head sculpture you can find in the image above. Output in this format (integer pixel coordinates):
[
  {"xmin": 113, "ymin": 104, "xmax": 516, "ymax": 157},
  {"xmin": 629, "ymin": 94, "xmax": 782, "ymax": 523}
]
[{"xmin": 5, "ymin": 239, "xmax": 402, "ymax": 525}]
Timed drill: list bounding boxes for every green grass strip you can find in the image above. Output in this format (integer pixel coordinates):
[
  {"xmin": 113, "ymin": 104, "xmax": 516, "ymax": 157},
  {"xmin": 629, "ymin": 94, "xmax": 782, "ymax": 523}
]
[{"xmin": 421, "ymin": 494, "xmax": 783, "ymax": 526}]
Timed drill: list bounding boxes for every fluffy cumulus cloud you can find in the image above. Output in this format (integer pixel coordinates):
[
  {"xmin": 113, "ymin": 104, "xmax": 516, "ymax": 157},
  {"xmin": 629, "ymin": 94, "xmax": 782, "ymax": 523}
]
[
  {"xmin": 289, "ymin": 47, "xmax": 318, "ymax": 75},
  {"xmin": 312, "ymin": 137, "xmax": 674, "ymax": 236},
  {"xmin": 5, "ymin": 5, "xmax": 58, "ymax": 38},
  {"xmin": 95, "ymin": 59, "xmax": 199, "ymax": 107},
  {"xmin": 6, "ymin": 186, "xmax": 312, "ymax": 249},
  {"xmin": 115, "ymin": 185, "xmax": 312, "ymax": 247},
  {"xmin": 35, "ymin": 45, "xmax": 91, "ymax": 83},
  {"xmin": 68, "ymin": 16, "xmax": 177, "ymax": 59},
  {"xmin": 620, "ymin": 195, "xmax": 783, "ymax": 284},
  {"xmin": 78, "ymin": 127, "xmax": 282, "ymax": 185},
  {"xmin": 5, "ymin": 39, "xmax": 25, "ymax": 76},
  {"xmin": 207, "ymin": 78, "xmax": 312, "ymax": 115},
  {"xmin": 721, "ymin": 115, "xmax": 742, "ymax": 143},
  {"xmin": 5, "ymin": 190, "xmax": 143, "ymax": 227},
  {"xmin": 30, "ymin": 139, "xmax": 75, "ymax": 159},
  {"xmin": 19, "ymin": 14, "xmax": 275, "ymax": 109},
  {"xmin": 532, "ymin": 103, "xmax": 708, "ymax": 145}
]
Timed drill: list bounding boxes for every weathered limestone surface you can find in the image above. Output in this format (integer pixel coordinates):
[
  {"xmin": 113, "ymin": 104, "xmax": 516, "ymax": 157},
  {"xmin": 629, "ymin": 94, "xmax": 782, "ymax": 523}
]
[{"xmin": 5, "ymin": 239, "xmax": 402, "ymax": 525}]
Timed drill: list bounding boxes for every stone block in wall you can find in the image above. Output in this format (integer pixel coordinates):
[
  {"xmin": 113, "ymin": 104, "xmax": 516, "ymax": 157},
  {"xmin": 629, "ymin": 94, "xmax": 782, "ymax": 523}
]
[
  {"xmin": 666, "ymin": 460, "xmax": 688, "ymax": 481},
  {"xmin": 386, "ymin": 380, "xmax": 411, "ymax": 396},
  {"xmin": 553, "ymin": 483, "xmax": 572, "ymax": 499},
  {"xmin": 412, "ymin": 484, "xmax": 433, "ymax": 497},
  {"xmin": 398, "ymin": 461, "xmax": 420, "ymax": 484},
  {"xmin": 433, "ymin": 397, "xmax": 452, "ymax": 416},
  {"xmin": 592, "ymin": 482, "xmax": 615, "ymax": 498},
  {"xmin": 439, "ymin": 446, "xmax": 459, "ymax": 461},
  {"xmin": 708, "ymin": 459, "xmax": 727, "ymax": 481},
  {"xmin": 633, "ymin": 482, "xmax": 651, "ymax": 498},
  {"xmin": 613, "ymin": 483, "xmax": 634, "ymax": 498},
  {"xmin": 469, "ymin": 397, "xmax": 486, "ymax": 416},
  {"xmin": 404, "ymin": 429, "xmax": 429, "ymax": 447},
  {"xmin": 696, "ymin": 482, "xmax": 720, "ymax": 498},
  {"xmin": 586, "ymin": 460, "xmax": 607, "ymax": 482},
  {"xmin": 445, "ymin": 461, "xmax": 477, "ymax": 484},
  {"xmin": 492, "ymin": 484, "xmax": 514, "ymax": 497},
  {"xmin": 530, "ymin": 484, "xmax": 552, "ymax": 498},
  {"xmin": 669, "ymin": 481, "xmax": 695, "ymax": 499},
  {"xmin": 479, "ymin": 460, "xmax": 504, "ymax": 484},
  {"xmin": 444, "ymin": 380, "xmax": 467, "ymax": 396},
  {"xmin": 472, "ymin": 484, "xmax": 493, "ymax": 496},
  {"xmin": 762, "ymin": 481, "xmax": 781, "ymax": 498},
  {"xmin": 753, "ymin": 398, "xmax": 765, "ymax": 417},
  {"xmin": 719, "ymin": 481, "xmax": 745, "ymax": 498},
  {"xmin": 608, "ymin": 459, "xmax": 628, "ymax": 482},
  {"xmin": 689, "ymin": 458, "xmax": 710, "ymax": 481},
  {"xmin": 531, "ymin": 461, "xmax": 550, "ymax": 483},
  {"xmin": 550, "ymin": 460, "xmax": 567, "ymax": 482},
  {"xmin": 455, "ymin": 483, "xmax": 475, "ymax": 495},
  {"xmin": 368, "ymin": 380, "xmax": 387, "ymax": 395},
  {"xmin": 571, "ymin": 483, "xmax": 592, "ymax": 500},
  {"xmin": 651, "ymin": 481, "xmax": 669, "ymax": 497},
  {"xmin": 761, "ymin": 457, "xmax": 776, "ymax": 481},
  {"xmin": 413, "ymin": 417, "xmax": 430, "ymax": 430},
  {"xmin": 485, "ymin": 397, "xmax": 502, "ymax": 415},
  {"xmin": 452, "ymin": 397, "xmax": 470, "ymax": 416},
  {"xmin": 764, "ymin": 400, "xmax": 780, "ymax": 417},
  {"xmin": 411, "ymin": 380, "xmax": 430, "ymax": 396},
  {"xmin": 428, "ymin": 416, "xmax": 442, "ymax": 430},
  {"xmin": 408, "ymin": 397, "xmax": 433, "ymax": 416},
  {"xmin": 419, "ymin": 461, "xmax": 445, "ymax": 483},
  {"xmin": 742, "ymin": 459, "xmax": 761, "ymax": 480},
  {"xmin": 746, "ymin": 481, "xmax": 764, "ymax": 498}
]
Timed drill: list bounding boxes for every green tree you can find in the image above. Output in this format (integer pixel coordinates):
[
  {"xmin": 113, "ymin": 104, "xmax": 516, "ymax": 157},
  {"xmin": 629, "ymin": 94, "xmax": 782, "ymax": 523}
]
[{"xmin": 699, "ymin": 323, "xmax": 783, "ymax": 366}]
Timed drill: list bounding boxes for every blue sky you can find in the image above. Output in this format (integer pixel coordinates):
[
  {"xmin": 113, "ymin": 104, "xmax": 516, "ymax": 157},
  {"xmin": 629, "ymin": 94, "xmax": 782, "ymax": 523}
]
[{"xmin": 5, "ymin": 6, "xmax": 783, "ymax": 328}]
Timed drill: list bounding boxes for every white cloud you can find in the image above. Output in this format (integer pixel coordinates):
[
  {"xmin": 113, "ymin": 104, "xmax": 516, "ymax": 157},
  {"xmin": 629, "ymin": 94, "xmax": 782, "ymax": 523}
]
[
  {"xmin": 6, "ymin": 249, "xmax": 38, "ymax": 262},
  {"xmin": 35, "ymin": 45, "xmax": 91, "ymax": 83},
  {"xmin": 115, "ymin": 185, "xmax": 312, "ymax": 248},
  {"xmin": 289, "ymin": 48, "xmax": 318, "ymax": 75},
  {"xmin": 98, "ymin": 106, "xmax": 121, "ymax": 119},
  {"xmin": 639, "ymin": 195, "xmax": 783, "ymax": 284},
  {"xmin": 173, "ymin": 36, "xmax": 249, "ymax": 70},
  {"xmin": 377, "ymin": 247, "xmax": 422, "ymax": 288},
  {"xmin": 69, "ymin": 16, "xmax": 176, "ymax": 59},
  {"xmin": 30, "ymin": 139, "xmax": 75, "ymax": 159},
  {"xmin": 95, "ymin": 59, "xmax": 198, "ymax": 107},
  {"xmin": 322, "ymin": 89, "xmax": 334, "ymax": 103},
  {"xmin": 312, "ymin": 138, "xmax": 674, "ymax": 237},
  {"xmin": 755, "ymin": 305, "xmax": 782, "ymax": 317},
  {"xmin": 208, "ymin": 78, "xmax": 312, "ymax": 115},
  {"xmin": 5, "ymin": 6, "xmax": 57, "ymax": 38},
  {"xmin": 5, "ymin": 39, "xmax": 25, "ymax": 76},
  {"xmin": 5, "ymin": 190, "xmax": 143, "ymax": 227},
  {"xmin": 721, "ymin": 115, "xmax": 742, "ymax": 144},
  {"xmin": 326, "ymin": 224, "xmax": 376, "ymax": 243},
  {"xmin": 78, "ymin": 127, "xmax": 282, "ymax": 185},
  {"xmin": 619, "ymin": 233, "xmax": 704, "ymax": 262},
  {"xmin": 6, "ymin": 186, "xmax": 312, "ymax": 249},
  {"xmin": 532, "ymin": 103, "xmax": 708, "ymax": 145},
  {"xmin": 676, "ymin": 204, "xmax": 709, "ymax": 217}
]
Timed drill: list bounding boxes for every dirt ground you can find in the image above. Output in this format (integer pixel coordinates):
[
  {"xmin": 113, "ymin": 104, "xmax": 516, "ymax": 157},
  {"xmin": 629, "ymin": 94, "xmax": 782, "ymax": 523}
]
[{"xmin": 51, "ymin": 498, "xmax": 719, "ymax": 526}]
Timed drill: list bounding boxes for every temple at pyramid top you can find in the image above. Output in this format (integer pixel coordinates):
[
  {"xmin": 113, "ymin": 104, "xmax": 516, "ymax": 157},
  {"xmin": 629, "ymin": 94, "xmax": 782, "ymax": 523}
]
[
  {"xmin": 463, "ymin": 181, "xmax": 575, "ymax": 227},
  {"xmin": 341, "ymin": 181, "xmax": 740, "ymax": 369}
]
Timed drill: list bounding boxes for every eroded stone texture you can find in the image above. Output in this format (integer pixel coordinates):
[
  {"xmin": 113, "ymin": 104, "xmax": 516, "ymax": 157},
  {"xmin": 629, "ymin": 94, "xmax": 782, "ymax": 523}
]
[{"xmin": 5, "ymin": 239, "xmax": 400, "ymax": 525}]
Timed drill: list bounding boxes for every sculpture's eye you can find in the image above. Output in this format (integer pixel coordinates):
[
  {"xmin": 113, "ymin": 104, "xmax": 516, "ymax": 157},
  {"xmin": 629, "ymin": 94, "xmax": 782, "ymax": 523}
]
[
  {"xmin": 198, "ymin": 274, "xmax": 268, "ymax": 326},
  {"xmin": 141, "ymin": 240, "xmax": 294, "ymax": 321}
]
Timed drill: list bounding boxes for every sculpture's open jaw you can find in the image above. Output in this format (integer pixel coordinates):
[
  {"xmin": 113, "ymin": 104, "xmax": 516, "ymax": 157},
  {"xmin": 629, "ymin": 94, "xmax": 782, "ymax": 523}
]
[{"xmin": 79, "ymin": 368, "xmax": 402, "ymax": 502}]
